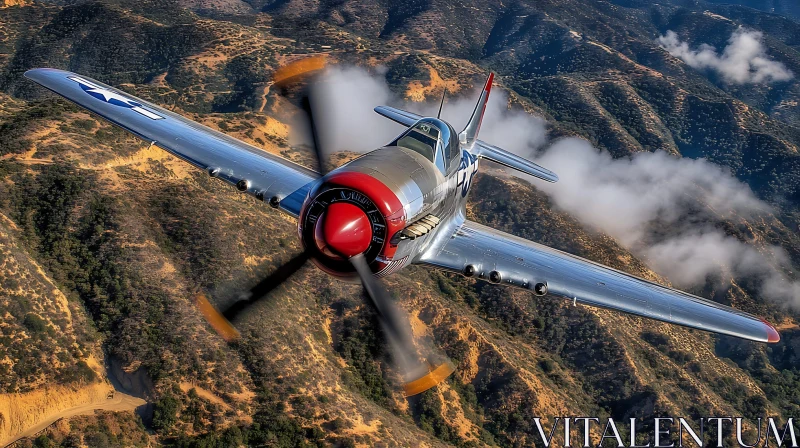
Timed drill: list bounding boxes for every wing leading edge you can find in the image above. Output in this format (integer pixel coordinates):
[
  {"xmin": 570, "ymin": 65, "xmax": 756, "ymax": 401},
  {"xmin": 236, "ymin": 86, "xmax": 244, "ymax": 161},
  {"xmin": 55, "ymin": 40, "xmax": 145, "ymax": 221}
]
[
  {"xmin": 25, "ymin": 68, "xmax": 318, "ymax": 217},
  {"xmin": 417, "ymin": 220, "xmax": 780, "ymax": 344},
  {"xmin": 374, "ymin": 105, "xmax": 421, "ymax": 127}
]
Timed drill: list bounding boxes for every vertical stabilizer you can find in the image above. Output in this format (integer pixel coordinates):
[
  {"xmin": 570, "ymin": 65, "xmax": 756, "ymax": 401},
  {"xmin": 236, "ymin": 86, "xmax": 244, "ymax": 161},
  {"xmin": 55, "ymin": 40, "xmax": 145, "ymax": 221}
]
[{"xmin": 459, "ymin": 73, "xmax": 493, "ymax": 149}]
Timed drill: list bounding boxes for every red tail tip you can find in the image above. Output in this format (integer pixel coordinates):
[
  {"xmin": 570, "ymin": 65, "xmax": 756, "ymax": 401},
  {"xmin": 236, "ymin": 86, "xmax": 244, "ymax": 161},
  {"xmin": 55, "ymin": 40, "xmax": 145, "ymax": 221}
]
[{"xmin": 484, "ymin": 73, "xmax": 494, "ymax": 93}]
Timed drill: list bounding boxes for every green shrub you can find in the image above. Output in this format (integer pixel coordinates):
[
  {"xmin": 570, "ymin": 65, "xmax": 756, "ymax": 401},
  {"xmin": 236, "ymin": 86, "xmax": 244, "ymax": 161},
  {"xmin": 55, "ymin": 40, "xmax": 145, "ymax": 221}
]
[
  {"xmin": 59, "ymin": 360, "xmax": 98, "ymax": 384},
  {"xmin": 153, "ymin": 394, "xmax": 181, "ymax": 432},
  {"xmin": 22, "ymin": 313, "xmax": 47, "ymax": 334},
  {"xmin": 33, "ymin": 434, "xmax": 53, "ymax": 448}
]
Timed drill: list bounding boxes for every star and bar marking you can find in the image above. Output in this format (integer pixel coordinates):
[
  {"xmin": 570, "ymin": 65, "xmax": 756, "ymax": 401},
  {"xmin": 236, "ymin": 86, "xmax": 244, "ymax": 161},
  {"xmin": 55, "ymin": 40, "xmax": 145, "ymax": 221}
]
[{"xmin": 68, "ymin": 75, "xmax": 164, "ymax": 120}]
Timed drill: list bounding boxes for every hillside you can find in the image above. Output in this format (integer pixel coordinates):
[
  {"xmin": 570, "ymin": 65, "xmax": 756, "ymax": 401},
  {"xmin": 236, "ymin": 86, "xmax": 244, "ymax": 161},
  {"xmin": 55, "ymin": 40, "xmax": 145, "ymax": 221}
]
[{"xmin": 0, "ymin": 0, "xmax": 799, "ymax": 446}]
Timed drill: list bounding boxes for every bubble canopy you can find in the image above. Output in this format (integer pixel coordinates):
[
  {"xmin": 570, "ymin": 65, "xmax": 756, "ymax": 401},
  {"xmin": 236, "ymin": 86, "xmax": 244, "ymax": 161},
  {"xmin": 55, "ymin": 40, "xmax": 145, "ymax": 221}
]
[{"xmin": 391, "ymin": 118, "xmax": 460, "ymax": 174}]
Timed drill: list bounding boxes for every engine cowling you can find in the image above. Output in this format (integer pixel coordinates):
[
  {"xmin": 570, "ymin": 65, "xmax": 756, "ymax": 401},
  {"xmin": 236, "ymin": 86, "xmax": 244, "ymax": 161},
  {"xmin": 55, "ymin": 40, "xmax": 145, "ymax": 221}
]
[{"xmin": 299, "ymin": 171, "xmax": 407, "ymax": 278}]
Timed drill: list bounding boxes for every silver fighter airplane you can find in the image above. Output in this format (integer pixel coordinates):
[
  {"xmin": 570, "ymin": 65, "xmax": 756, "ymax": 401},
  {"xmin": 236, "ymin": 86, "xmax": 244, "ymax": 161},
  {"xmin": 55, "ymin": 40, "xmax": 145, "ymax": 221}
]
[{"xmin": 25, "ymin": 61, "xmax": 780, "ymax": 395}]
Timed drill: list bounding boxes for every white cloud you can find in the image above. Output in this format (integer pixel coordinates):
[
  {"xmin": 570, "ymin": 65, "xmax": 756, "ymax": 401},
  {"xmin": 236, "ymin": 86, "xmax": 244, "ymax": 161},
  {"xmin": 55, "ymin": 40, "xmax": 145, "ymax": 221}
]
[
  {"xmin": 305, "ymin": 65, "xmax": 547, "ymax": 155},
  {"xmin": 301, "ymin": 66, "xmax": 400, "ymax": 153},
  {"xmin": 531, "ymin": 141, "xmax": 800, "ymax": 308},
  {"xmin": 642, "ymin": 231, "xmax": 775, "ymax": 286},
  {"xmin": 531, "ymin": 140, "xmax": 768, "ymax": 246},
  {"xmin": 658, "ymin": 28, "xmax": 793, "ymax": 84},
  {"xmin": 311, "ymin": 65, "xmax": 800, "ymax": 309}
]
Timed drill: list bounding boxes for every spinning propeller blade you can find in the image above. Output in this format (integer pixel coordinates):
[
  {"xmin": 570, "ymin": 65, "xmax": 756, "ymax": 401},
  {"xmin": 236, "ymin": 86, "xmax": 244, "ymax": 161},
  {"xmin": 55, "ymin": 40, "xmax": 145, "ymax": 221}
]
[
  {"xmin": 351, "ymin": 253, "xmax": 456, "ymax": 396},
  {"xmin": 192, "ymin": 57, "xmax": 327, "ymax": 340},
  {"xmin": 194, "ymin": 292, "xmax": 239, "ymax": 343},
  {"xmin": 351, "ymin": 254, "xmax": 418, "ymax": 367},
  {"xmin": 192, "ymin": 251, "xmax": 311, "ymax": 342},
  {"xmin": 223, "ymin": 251, "xmax": 312, "ymax": 322},
  {"xmin": 194, "ymin": 56, "xmax": 454, "ymax": 396},
  {"xmin": 300, "ymin": 94, "xmax": 328, "ymax": 175},
  {"xmin": 272, "ymin": 55, "xmax": 327, "ymax": 88}
]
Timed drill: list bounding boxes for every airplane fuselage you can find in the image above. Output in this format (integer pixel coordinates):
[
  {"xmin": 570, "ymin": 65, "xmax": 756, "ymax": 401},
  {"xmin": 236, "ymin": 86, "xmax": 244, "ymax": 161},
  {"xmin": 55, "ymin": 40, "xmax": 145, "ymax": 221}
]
[{"xmin": 298, "ymin": 122, "xmax": 479, "ymax": 278}]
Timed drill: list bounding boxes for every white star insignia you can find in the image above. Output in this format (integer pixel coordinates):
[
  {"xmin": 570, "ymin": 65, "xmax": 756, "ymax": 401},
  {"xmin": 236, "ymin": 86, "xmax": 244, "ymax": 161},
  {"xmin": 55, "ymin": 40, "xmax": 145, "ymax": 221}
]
[
  {"xmin": 85, "ymin": 86, "xmax": 134, "ymax": 105},
  {"xmin": 68, "ymin": 75, "xmax": 164, "ymax": 120}
]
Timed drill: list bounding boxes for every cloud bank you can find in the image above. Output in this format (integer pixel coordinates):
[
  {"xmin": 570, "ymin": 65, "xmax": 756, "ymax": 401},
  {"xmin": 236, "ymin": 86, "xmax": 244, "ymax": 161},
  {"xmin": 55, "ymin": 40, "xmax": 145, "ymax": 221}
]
[
  {"xmin": 657, "ymin": 28, "xmax": 793, "ymax": 84},
  {"xmin": 532, "ymin": 140, "xmax": 768, "ymax": 247},
  {"xmin": 530, "ymin": 139, "xmax": 799, "ymax": 306},
  {"xmin": 311, "ymin": 66, "xmax": 799, "ymax": 309},
  {"xmin": 307, "ymin": 65, "xmax": 547, "ymax": 154}
]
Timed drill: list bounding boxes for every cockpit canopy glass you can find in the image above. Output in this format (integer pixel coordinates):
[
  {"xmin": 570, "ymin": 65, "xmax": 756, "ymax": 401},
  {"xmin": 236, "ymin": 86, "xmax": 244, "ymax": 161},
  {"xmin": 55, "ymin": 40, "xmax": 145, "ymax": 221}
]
[
  {"xmin": 397, "ymin": 122, "xmax": 439, "ymax": 163},
  {"xmin": 392, "ymin": 118, "xmax": 460, "ymax": 175}
]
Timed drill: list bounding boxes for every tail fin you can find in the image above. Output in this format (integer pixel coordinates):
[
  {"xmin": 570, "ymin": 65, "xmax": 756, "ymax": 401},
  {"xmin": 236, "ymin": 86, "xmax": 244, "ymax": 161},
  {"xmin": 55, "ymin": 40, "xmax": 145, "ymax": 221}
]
[{"xmin": 459, "ymin": 73, "xmax": 493, "ymax": 149}]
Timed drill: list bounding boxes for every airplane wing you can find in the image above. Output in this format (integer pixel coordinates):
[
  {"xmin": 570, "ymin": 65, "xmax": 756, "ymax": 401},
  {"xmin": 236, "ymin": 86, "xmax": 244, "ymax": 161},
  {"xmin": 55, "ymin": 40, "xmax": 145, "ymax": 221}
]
[
  {"xmin": 417, "ymin": 220, "xmax": 780, "ymax": 343},
  {"xmin": 25, "ymin": 68, "xmax": 318, "ymax": 217}
]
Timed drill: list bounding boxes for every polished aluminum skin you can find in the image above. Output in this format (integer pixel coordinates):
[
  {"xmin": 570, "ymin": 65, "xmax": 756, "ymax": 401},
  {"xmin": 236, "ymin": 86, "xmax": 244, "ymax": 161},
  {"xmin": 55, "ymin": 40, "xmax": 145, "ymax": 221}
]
[
  {"xmin": 24, "ymin": 69, "xmax": 317, "ymax": 217},
  {"xmin": 337, "ymin": 145, "xmax": 439, "ymax": 222},
  {"xmin": 374, "ymin": 107, "xmax": 780, "ymax": 344},
  {"xmin": 26, "ymin": 68, "xmax": 780, "ymax": 343},
  {"xmin": 419, "ymin": 220, "xmax": 773, "ymax": 341}
]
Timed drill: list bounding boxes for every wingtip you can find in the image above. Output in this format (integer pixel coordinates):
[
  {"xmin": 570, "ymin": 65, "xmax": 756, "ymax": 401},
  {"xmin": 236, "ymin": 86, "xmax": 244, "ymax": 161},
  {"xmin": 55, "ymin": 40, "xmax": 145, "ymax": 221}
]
[
  {"xmin": 543, "ymin": 169, "xmax": 559, "ymax": 183},
  {"xmin": 23, "ymin": 67, "xmax": 62, "ymax": 81},
  {"xmin": 23, "ymin": 68, "xmax": 43, "ymax": 80},
  {"xmin": 761, "ymin": 319, "xmax": 781, "ymax": 343},
  {"xmin": 533, "ymin": 163, "xmax": 559, "ymax": 183}
]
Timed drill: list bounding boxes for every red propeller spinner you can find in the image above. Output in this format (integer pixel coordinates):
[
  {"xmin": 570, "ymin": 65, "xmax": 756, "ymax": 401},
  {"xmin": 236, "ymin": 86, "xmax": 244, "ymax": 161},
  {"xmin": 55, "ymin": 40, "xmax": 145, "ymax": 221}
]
[{"xmin": 315, "ymin": 201, "xmax": 373, "ymax": 258}]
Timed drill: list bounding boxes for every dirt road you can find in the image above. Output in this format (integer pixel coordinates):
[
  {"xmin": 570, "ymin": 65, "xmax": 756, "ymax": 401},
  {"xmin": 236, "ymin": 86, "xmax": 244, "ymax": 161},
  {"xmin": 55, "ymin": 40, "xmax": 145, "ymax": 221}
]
[{"xmin": 2, "ymin": 389, "xmax": 146, "ymax": 447}]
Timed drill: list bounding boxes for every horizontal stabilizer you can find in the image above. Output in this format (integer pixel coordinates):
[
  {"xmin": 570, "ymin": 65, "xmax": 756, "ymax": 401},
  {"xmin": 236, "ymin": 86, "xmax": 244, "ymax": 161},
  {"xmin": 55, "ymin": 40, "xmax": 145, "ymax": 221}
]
[
  {"xmin": 374, "ymin": 105, "xmax": 421, "ymax": 127},
  {"xmin": 474, "ymin": 141, "xmax": 558, "ymax": 183}
]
